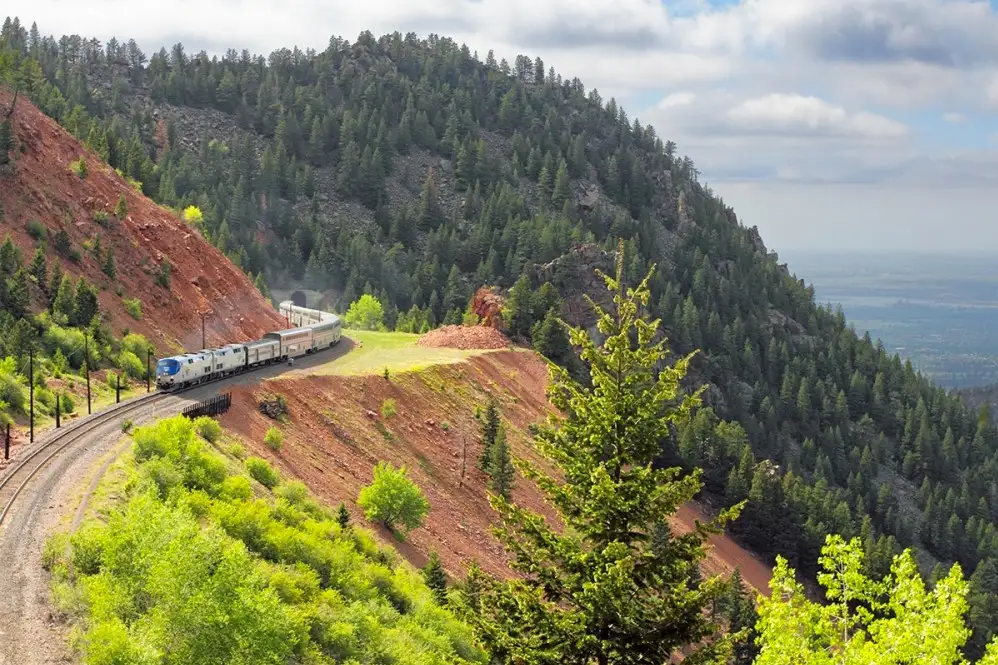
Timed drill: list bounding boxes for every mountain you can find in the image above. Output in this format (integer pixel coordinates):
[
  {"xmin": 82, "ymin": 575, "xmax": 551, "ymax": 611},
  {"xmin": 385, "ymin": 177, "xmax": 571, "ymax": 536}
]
[
  {"xmin": 0, "ymin": 85, "xmax": 285, "ymax": 353},
  {"xmin": 3, "ymin": 17, "xmax": 997, "ymax": 654}
]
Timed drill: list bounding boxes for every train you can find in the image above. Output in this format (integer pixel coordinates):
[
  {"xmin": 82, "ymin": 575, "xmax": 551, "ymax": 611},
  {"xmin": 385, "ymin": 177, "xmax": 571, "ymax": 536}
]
[{"xmin": 155, "ymin": 301, "xmax": 342, "ymax": 390}]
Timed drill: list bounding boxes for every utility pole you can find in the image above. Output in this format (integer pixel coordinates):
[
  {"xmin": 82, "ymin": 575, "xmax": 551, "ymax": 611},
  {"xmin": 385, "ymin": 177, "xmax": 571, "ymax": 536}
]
[
  {"xmin": 84, "ymin": 332, "xmax": 92, "ymax": 415},
  {"xmin": 199, "ymin": 311, "xmax": 208, "ymax": 349},
  {"xmin": 459, "ymin": 436, "xmax": 467, "ymax": 488},
  {"xmin": 3, "ymin": 423, "xmax": 9, "ymax": 460},
  {"xmin": 56, "ymin": 391, "xmax": 61, "ymax": 428},
  {"xmin": 146, "ymin": 348, "xmax": 152, "ymax": 393},
  {"xmin": 28, "ymin": 347, "xmax": 34, "ymax": 444},
  {"xmin": 116, "ymin": 373, "xmax": 121, "ymax": 404}
]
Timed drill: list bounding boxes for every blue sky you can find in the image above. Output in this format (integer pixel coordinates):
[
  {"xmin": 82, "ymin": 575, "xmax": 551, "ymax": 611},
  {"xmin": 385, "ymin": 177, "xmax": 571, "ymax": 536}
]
[{"xmin": 6, "ymin": 0, "xmax": 998, "ymax": 253}]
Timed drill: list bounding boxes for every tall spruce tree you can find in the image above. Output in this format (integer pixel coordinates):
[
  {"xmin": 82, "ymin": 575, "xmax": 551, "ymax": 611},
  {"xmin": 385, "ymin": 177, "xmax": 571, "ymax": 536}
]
[
  {"xmin": 486, "ymin": 423, "xmax": 515, "ymax": 500},
  {"xmin": 460, "ymin": 252, "xmax": 744, "ymax": 665},
  {"xmin": 477, "ymin": 397, "xmax": 501, "ymax": 471},
  {"xmin": 423, "ymin": 551, "xmax": 448, "ymax": 606}
]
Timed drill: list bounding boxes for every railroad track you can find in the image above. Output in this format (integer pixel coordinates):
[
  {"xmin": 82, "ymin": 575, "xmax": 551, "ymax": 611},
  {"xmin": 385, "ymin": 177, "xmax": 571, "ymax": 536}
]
[{"xmin": 0, "ymin": 391, "xmax": 171, "ymax": 527}]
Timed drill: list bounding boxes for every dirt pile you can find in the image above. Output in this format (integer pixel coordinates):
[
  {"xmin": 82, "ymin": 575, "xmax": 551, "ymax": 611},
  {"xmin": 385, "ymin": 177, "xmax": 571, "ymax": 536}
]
[
  {"xmin": 468, "ymin": 286, "xmax": 504, "ymax": 328},
  {"xmin": 416, "ymin": 325, "xmax": 511, "ymax": 350},
  {"xmin": 0, "ymin": 87, "xmax": 286, "ymax": 353},
  {"xmin": 218, "ymin": 351, "xmax": 773, "ymax": 594}
]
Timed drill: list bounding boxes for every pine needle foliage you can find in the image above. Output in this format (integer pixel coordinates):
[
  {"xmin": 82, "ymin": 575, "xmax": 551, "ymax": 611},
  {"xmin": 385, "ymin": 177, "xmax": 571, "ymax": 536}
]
[{"xmin": 459, "ymin": 249, "xmax": 745, "ymax": 665}]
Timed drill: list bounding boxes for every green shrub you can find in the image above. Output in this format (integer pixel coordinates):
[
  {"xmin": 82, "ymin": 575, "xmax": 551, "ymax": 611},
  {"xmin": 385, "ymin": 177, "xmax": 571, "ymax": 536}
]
[
  {"xmin": 123, "ymin": 297, "xmax": 142, "ymax": 320},
  {"xmin": 264, "ymin": 426, "xmax": 284, "ymax": 451},
  {"xmin": 380, "ymin": 399, "xmax": 397, "ymax": 420},
  {"xmin": 154, "ymin": 258, "xmax": 171, "ymax": 288},
  {"xmin": 246, "ymin": 457, "xmax": 279, "ymax": 489},
  {"xmin": 221, "ymin": 475, "xmax": 253, "ymax": 501},
  {"xmin": 121, "ymin": 419, "xmax": 133, "ymax": 433},
  {"xmin": 227, "ymin": 442, "xmax": 246, "ymax": 459},
  {"xmin": 41, "ymin": 532, "xmax": 69, "ymax": 571},
  {"xmin": 69, "ymin": 156, "xmax": 88, "ymax": 178},
  {"xmin": 357, "ymin": 462, "xmax": 429, "ymax": 537},
  {"xmin": 93, "ymin": 210, "xmax": 109, "ymax": 226},
  {"xmin": 25, "ymin": 219, "xmax": 46, "ymax": 241},
  {"xmin": 194, "ymin": 416, "xmax": 222, "ymax": 443}
]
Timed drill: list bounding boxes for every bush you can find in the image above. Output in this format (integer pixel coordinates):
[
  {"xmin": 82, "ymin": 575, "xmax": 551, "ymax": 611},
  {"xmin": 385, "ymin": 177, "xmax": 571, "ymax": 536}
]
[
  {"xmin": 154, "ymin": 258, "xmax": 171, "ymax": 288},
  {"xmin": 246, "ymin": 457, "xmax": 279, "ymax": 489},
  {"xmin": 123, "ymin": 297, "xmax": 142, "ymax": 320},
  {"xmin": 344, "ymin": 294, "xmax": 385, "ymax": 331},
  {"xmin": 118, "ymin": 350, "xmax": 144, "ymax": 380},
  {"xmin": 182, "ymin": 205, "xmax": 204, "ymax": 225},
  {"xmin": 69, "ymin": 156, "xmax": 88, "ymax": 178},
  {"xmin": 194, "ymin": 416, "xmax": 222, "ymax": 443},
  {"xmin": 25, "ymin": 219, "xmax": 46, "ymax": 241},
  {"xmin": 221, "ymin": 475, "xmax": 253, "ymax": 501},
  {"xmin": 264, "ymin": 426, "xmax": 284, "ymax": 451},
  {"xmin": 227, "ymin": 442, "xmax": 246, "ymax": 459},
  {"xmin": 357, "ymin": 462, "xmax": 429, "ymax": 537},
  {"xmin": 93, "ymin": 210, "xmax": 109, "ymax": 226},
  {"xmin": 114, "ymin": 194, "xmax": 128, "ymax": 217},
  {"xmin": 380, "ymin": 399, "xmax": 397, "ymax": 420}
]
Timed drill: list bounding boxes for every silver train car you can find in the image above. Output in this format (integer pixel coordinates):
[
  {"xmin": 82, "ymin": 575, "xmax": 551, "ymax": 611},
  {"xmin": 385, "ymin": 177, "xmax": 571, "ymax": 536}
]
[{"xmin": 156, "ymin": 302, "xmax": 342, "ymax": 390}]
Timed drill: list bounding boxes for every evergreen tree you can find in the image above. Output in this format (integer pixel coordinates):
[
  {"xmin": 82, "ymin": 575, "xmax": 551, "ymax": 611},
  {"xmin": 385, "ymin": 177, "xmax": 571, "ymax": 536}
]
[
  {"xmin": 532, "ymin": 308, "xmax": 571, "ymax": 364},
  {"xmin": 7, "ymin": 268, "xmax": 29, "ymax": 318},
  {"xmin": 29, "ymin": 246, "xmax": 47, "ymax": 291},
  {"xmin": 458, "ymin": 256, "xmax": 743, "ymax": 665},
  {"xmin": 102, "ymin": 245, "xmax": 116, "ymax": 279},
  {"xmin": 337, "ymin": 502, "xmax": 351, "ymax": 530},
  {"xmin": 477, "ymin": 397, "xmax": 501, "ymax": 471},
  {"xmin": 72, "ymin": 276, "xmax": 99, "ymax": 326},
  {"xmin": 423, "ymin": 551, "xmax": 448, "ymax": 605},
  {"xmin": 504, "ymin": 274, "xmax": 535, "ymax": 339},
  {"xmin": 0, "ymin": 119, "xmax": 12, "ymax": 169},
  {"xmin": 486, "ymin": 423, "xmax": 515, "ymax": 500},
  {"xmin": 417, "ymin": 168, "xmax": 444, "ymax": 231}
]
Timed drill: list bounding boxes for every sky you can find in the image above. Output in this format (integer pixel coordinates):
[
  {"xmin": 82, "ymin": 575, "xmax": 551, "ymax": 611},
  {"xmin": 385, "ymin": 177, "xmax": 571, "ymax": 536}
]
[{"xmin": 6, "ymin": 0, "xmax": 998, "ymax": 254}]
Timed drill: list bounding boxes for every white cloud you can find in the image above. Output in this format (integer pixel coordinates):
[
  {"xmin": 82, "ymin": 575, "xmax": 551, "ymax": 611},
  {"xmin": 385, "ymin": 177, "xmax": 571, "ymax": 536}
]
[
  {"xmin": 944, "ymin": 112, "xmax": 967, "ymax": 123},
  {"xmin": 657, "ymin": 91, "xmax": 697, "ymax": 109},
  {"xmin": 725, "ymin": 94, "xmax": 908, "ymax": 138}
]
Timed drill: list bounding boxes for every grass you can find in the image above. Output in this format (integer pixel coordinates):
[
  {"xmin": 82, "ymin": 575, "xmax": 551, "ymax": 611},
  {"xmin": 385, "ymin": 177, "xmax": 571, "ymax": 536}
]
[{"xmin": 311, "ymin": 329, "xmax": 492, "ymax": 376}]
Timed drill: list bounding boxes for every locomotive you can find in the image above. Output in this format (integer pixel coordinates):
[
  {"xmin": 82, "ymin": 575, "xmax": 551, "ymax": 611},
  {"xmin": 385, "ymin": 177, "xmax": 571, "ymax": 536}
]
[{"xmin": 155, "ymin": 301, "xmax": 342, "ymax": 390}]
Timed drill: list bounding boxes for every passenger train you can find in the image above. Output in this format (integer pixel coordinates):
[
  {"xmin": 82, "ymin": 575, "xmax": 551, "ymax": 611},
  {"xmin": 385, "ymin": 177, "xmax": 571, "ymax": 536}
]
[{"xmin": 155, "ymin": 301, "xmax": 342, "ymax": 390}]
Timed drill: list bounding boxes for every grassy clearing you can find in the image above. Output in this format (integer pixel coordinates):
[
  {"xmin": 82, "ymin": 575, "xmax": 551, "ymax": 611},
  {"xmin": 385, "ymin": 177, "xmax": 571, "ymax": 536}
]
[{"xmin": 313, "ymin": 329, "xmax": 490, "ymax": 376}]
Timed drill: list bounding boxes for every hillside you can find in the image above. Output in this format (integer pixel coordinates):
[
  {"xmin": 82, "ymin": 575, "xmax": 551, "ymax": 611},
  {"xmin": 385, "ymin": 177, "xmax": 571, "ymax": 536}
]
[
  {"xmin": 0, "ymin": 87, "xmax": 284, "ymax": 353},
  {"xmin": 3, "ymin": 19, "xmax": 997, "ymax": 654},
  {"xmin": 215, "ymin": 346, "xmax": 774, "ymax": 594}
]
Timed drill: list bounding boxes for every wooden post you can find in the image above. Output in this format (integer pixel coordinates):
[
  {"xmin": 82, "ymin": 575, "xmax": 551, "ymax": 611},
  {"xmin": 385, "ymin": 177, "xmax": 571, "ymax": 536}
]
[
  {"xmin": 116, "ymin": 373, "xmax": 121, "ymax": 404},
  {"xmin": 28, "ymin": 348, "xmax": 34, "ymax": 444},
  {"xmin": 459, "ymin": 436, "xmax": 467, "ymax": 488},
  {"xmin": 84, "ymin": 334, "xmax": 92, "ymax": 415}
]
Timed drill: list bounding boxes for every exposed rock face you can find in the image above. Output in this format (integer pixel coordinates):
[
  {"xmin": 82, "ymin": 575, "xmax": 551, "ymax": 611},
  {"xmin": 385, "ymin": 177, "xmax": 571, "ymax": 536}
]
[
  {"xmin": 469, "ymin": 286, "xmax": 504, "ymax": 328},
  {"xmin": 535, "ymin": 243, "xmax": 616, "ymax": 331}
]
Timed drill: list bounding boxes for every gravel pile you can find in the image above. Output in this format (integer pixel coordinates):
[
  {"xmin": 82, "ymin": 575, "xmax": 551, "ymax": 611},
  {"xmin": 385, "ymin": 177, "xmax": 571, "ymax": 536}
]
[{"xmin": 416, "ymin": 325, "xmax": 511, "ymax": 350}]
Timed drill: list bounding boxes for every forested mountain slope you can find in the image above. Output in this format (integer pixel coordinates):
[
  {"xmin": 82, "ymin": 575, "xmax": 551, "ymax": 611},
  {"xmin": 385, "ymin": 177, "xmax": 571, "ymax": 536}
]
[
  {"xmin": 3, "ymin": 16, "xmax": 997, "ymax": 655},
  {"xmin": 0, "ymin": 86, "xmax": 284, "ymax": 353}
]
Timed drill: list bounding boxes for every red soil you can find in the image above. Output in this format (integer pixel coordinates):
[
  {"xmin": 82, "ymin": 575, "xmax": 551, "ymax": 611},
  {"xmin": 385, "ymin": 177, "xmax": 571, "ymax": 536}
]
[
  {"xmin": 0, "ymin": 87, "xmax": 286, "ymax": 354},
  {"xmin": 417, "ymin": 325, "xmax": 511, "ymax": 350},
  {"xmin": 219, "ymin": 350, "xmax": 773, "ymax": 594}
]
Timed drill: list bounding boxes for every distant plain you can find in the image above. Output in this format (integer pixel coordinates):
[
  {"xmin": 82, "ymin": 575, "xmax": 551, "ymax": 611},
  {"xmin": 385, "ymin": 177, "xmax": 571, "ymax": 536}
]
[{"xmin": 781, "ymin": 251, "xmax": 998, "ymax": 389}]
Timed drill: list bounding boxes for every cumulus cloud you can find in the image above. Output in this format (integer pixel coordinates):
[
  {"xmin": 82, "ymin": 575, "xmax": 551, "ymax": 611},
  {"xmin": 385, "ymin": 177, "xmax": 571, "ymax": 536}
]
[{"xmin": 724, "ymin": 94, "xmax": 908, "ymax": 139}]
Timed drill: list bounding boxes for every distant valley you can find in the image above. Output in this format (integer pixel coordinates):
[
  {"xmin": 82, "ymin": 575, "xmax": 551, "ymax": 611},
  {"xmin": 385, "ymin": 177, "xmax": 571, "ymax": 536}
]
[{"xmin": 783, "ymin": 250, "xmax": 998, "ymax": 389}]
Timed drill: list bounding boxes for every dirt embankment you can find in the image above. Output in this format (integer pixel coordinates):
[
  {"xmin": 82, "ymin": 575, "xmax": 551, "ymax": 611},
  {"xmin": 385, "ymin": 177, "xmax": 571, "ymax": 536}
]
[
  {"xmin": 0, "ymin": 87, "xmax": 286, "ymax": 353},
  {"xmin": 219, "ymin": 350, "xmax": 773, "ymax": 594}
]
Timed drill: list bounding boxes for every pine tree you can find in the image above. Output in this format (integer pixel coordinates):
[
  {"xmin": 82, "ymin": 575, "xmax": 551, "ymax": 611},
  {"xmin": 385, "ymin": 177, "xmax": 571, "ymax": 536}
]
[
  {"xmin": 458, "ymin": 252, "xmax": 744, "ymax": 665},
  {"xmin": 114, "ymin": 194, "xmax": 128, "ymax": 218},
  {"xmin": 552, "ymin": 159, "xmax": 571, "ymax": 209},
  {"xmin": 417, "ymin": 168, "xmax": 444, "ymax": 231},
  {"xmin": 477, "ymin": 397, "xmax": 501, "ymax": 471},
  {"xmin": 102, "ymin": 245, "xmax": 116, "ymax": 279},
  {"xmin": 7, "ymin": 268, "xmax": 29, "ymax": 318},
  {"xmin": 337, "ymin": 502, "xmax": 351, "ymax": 529},
  {"xmin": 423, "ymin": 551, "xmax": 448, "ymax": 605},
  {"xmin": 0, "ymin": 119, "xmax": 12, "ymax": 169},
  {"xmin": 29, "ymin": 246, "xmax": 46, "ymax": 289},
  {"xmin": 486, "ymin": 423, "xmax": 515, "ymax": 500}
]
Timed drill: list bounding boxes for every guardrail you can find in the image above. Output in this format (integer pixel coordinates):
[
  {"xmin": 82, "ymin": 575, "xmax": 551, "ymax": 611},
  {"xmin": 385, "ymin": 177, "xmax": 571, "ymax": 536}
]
[{"xmin": 181, "ymin": 393, "xmax": 232, "ymax": 419}]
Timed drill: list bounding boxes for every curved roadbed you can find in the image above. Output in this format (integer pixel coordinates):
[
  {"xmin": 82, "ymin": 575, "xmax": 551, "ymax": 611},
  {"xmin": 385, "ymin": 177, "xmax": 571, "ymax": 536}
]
[{"xmin": 0, "ymin": 348, "xmax": 352, "ymax": 665}]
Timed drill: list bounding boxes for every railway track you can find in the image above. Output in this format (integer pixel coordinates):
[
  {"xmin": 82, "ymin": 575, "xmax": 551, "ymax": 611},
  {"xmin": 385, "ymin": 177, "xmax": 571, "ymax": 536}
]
[{"xmin": 0, "ymin": 391, "xmax": 171, "ymax": 527}]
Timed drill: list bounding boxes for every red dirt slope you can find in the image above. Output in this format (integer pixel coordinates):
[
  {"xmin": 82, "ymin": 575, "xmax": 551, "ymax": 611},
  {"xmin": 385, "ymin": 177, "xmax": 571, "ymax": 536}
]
[
  {"xmin": 219, "ymin": 350, "xmax": 773, "ymax": 594},
  {"xmin": 0, "ymin": 88, "xmax": 285, "ymax": 352}
]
